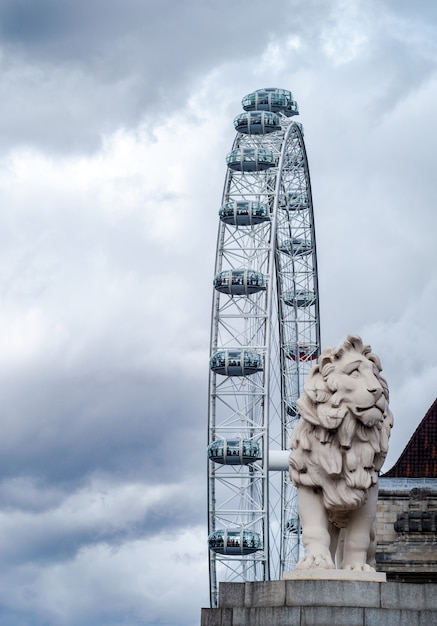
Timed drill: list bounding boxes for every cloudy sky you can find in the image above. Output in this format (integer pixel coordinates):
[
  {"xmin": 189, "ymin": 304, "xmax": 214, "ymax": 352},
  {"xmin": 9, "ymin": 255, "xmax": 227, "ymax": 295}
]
[{"xmin": 0, "ymin": 0, "xmax": 437, "ymax": 624}]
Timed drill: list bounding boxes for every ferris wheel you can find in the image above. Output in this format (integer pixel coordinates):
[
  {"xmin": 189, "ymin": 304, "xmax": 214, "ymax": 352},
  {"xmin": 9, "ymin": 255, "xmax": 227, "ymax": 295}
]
[{"xmin": 207, "ymin": 88, "xmax": 320, "ymax": 607}]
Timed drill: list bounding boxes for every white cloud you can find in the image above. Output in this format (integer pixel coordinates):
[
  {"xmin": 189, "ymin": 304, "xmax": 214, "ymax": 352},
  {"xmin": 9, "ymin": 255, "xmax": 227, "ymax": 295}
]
[
  {"xmin": 321, "ymin": 0, "xmax": 371, "ymax": 65},
  {"xmin": 0, "ymin": 475, "xmax": 202, "ymax": 562},
  {"xmin": 2, "ymin": 528, "xmax": 208, "ymax": 626}
]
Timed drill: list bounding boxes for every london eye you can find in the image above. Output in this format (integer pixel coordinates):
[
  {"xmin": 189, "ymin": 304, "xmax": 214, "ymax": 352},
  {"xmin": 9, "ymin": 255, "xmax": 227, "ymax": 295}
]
[{"xmin": 207, "ymin": 88, "xmax": 320, "ymax": 607}]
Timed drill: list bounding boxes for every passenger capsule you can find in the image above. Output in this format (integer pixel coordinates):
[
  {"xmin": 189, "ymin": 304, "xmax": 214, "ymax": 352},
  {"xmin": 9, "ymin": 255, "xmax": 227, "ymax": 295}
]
[
  {"xmin": 234, "ymin": 111, "xmax": 281, "ymax": 135},
  {"xmin": 219, "ymin": 200, "xmax": 270, "ymax": 226},
  {"xmin": 242, "ymin": 88, "xmax": 299, "ymax": 117},
  {"xmin": 279, "ymin": 238, "xmax": 312, "ymax": 256},
  {"xmin": 226, "ymin": 147, "xmax": 276, "ymax": 172},
  {"xmin": 213, "ymin": 269, "xmax": 266, "ymax": 295},
  {"xmin": 286, "ymin": 402, "xmax": 299, "ymax": 419},
  {"xmin": 285, "ymin": 344, "xmax": 318, "ymax": 361},
  {"xmin": 208, "ymin": 437, "xmax": 262, "ymax": 465},
  {"xmin": 210, "ymin": 350, "xmax": 263, "ymax": 376},
  {"xmin": 279, "ymin": 192, "xmax": 309, "ymax": 210},
  {"xmin": 283, "ymin": 290, "xmax": 315, "ymax": 307},
  {"xmin": 208, "ymin": 528, "xmax": 262, "ymax": 555},
  {"xmin": 286, "ymin": 518, "xmax": 301, "ymax": 534},
  {"xmin": 291, "ymin": 121, "xmax": 304, "ymax": 135}
]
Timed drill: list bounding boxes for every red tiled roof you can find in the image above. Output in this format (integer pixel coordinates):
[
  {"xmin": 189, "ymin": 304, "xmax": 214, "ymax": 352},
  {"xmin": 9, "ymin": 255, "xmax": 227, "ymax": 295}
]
[{"xmin": 383, "ymin": 398, "xmax": 437, "ymax": 478}]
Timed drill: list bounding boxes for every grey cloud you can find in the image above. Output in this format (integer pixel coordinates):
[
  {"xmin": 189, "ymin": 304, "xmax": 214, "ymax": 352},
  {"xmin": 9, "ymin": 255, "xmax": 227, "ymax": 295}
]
[
  {"xmin": 0, "ymin": 0, "xmax": 331, "ymax": 153},
  {"xmin": 0, "ymin": 370, "xmax": 206, "ymax": 487},
  {"xmin": 0, "ymin": 477, "xmax": 204, "ymax": 568},
  {"xmin": 0, "ymin": 0, "xmax": 316, "ymax": 63}
]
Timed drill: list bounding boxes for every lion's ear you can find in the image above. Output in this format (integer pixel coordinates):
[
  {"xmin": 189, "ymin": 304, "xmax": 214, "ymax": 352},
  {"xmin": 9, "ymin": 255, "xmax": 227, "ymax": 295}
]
[
  {"xmin": 319, "ymin": 353, "xmax": 334, "ymax": 377},
  {"xmin": 305, "ymin": 366, "xmax": 330, "ymax": 404},
  {"xmin": 367, "ymin": 352, "xmax": 382, "ymax": 372},
  {"xmin": 345, "ymin": 334, "xmax": 365, "ymax": 353}
]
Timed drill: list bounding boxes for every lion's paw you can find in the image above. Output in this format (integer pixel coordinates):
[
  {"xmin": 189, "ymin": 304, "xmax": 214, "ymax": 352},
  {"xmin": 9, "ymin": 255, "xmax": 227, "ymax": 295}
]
[
  {"xmin": 343, "ymin": 563, "xmax": 375, "ymax": 572},
  {"xmin": 296, "ymin": 553, "xmax": 335, "ymax": 570}
]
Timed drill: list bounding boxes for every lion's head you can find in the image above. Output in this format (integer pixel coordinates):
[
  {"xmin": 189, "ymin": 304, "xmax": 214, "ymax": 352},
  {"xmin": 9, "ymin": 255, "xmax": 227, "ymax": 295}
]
[{"xmin": 289, "ymin": 335, "xmax": 393, "ymax": 516}]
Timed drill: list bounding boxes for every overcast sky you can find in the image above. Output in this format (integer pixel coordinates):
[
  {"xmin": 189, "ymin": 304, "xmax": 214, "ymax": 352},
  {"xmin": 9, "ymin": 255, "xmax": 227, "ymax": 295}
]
[{"xmin": 0, "ymin": 1, "xmax": 437, "ymax": 624}]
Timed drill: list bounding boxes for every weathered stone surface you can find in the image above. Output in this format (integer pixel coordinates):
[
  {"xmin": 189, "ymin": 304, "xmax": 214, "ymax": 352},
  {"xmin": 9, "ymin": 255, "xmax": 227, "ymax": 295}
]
[
  {"xmin": 285, "ymin": 580, "xmax": 380, "ymax": 608},
  {"xmin": 219, "ymin": 583, "xmax": 245, "ymax": 608},
  {"xmin": 201, "ymin": 608, "xmax": 230, "ymax": 626},
  {"xmin": 381, "ymin": 582, "xmax": 437, "ymax": 610},
  {"xmin": 364, "ymin": 608, "xmax": 420, "ymax": 626},
  {"xmin": 220, "ymin": 609, "xmax": 233, "ymax": 626},
  {"xmin": 244, "ymin": 580, "xmax": 285, "ymax": 607},
  {"xmin": 230, "ymin": 607, "xmax": 249, "ymax": 626},
  {"xmin": 301, "ymin": 606, "xmax": 363, "ymax": 626},
  {"xmin": 236, "ymin": 607, "xmax": 300, "ymax": 626},
  {"xmin": 200, "ymin": 581, "xmax": 437, "ymax": 626},
  {"xmin": 419, "ymin": 610, "xmax": 437, "ymax": 626}
]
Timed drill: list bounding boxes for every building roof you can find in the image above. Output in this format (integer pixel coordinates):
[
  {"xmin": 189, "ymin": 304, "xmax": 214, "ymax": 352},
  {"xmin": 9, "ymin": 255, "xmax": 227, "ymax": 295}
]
[{"xmin": 383, "ymin": 397, "xmax": 437, "ymax": 478}]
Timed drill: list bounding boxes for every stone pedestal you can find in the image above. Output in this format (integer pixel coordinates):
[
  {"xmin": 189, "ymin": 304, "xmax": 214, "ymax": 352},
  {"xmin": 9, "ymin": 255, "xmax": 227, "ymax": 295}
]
[
  {"xmin": 201, "ymin": 579, "xmax": 437, "ymax": 625},
  {"xmin": 283, "ymin": 569, "xmax": 386, "ymax": 582}
]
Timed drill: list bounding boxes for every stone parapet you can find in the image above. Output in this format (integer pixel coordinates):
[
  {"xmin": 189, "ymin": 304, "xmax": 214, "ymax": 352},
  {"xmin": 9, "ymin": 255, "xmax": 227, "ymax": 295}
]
[{"xmin": 200, "ymin": 580, "xmax": 437, "ymax": 625}]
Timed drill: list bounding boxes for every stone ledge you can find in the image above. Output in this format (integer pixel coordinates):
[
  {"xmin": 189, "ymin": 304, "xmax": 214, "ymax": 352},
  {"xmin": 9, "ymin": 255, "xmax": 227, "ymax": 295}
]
[
  {"xmin": 232, "ymin": 606, "xmax": 300, "ymax": 626},
  {"xmin": 243, "ymin": 581, "xmax": 285, "ymax": 607},
  {"xmin": 301, "ymin": 605, "xmax": 364, "ymax": 626},
  {"xmin": 364, "ymin": 607, "xmax": 420, "ymax": 626},
  {"xmin": 285, "ymin": 579, "xmax": 381, "ymax": 608},
  {"xmin": 203, "ymin": 580, "xmax": 437, "ymax": 626},
  {"xmin": 382, "ymin": 582, "xmax": 437, "ymax": 610},
  {"xmin": 219, "ymin": 580, "xmax": 383, "ymax": 608},
  {"xmin": 200, "ymin": 606, "xmax": 435, "ymax": 626},
  {"xmin": 283, "ymin": 569, "xmax": 386, "ymax": 582},
  {"xmin": 219, "ymin": 583, "xmax": 245, "ymax": 609},
  {"xmin": 419, "ymin": 610, "xmax": 437, "ymax": 626}
]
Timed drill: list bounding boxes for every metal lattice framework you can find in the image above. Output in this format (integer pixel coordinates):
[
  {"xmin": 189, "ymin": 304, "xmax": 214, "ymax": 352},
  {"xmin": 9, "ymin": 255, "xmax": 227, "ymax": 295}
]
[{"xmin": 207, "ymin": 89, "xmax": 320, "ymax": 608}]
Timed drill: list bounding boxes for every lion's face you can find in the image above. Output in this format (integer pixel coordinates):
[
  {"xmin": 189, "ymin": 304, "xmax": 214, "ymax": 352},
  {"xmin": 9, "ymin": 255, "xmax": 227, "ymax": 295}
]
[{"xmin": 325, "ymin": 351, "xmax": 386, "ymax": 428}]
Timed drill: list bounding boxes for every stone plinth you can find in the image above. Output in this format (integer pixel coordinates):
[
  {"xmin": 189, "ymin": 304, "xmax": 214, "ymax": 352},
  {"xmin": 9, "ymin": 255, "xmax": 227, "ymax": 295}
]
[
  {"xmin": 201, "ymin": 580, "xmax": 437, "ymax": 625},
  {"xmin": 283, "ymin": 569, "xmax": 386, "ymax": 582}
]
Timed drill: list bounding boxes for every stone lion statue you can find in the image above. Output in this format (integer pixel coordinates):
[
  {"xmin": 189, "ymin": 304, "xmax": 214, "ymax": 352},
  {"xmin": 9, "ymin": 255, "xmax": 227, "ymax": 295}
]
[{"xmin": 289, "ymin": 334, "xmax": 393, "ymax": 571}]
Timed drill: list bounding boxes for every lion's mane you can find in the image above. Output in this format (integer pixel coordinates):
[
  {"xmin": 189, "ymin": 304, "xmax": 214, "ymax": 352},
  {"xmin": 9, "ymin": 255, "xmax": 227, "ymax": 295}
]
[{"xmin": 289, "ymin": 335, "xmax": 393, "ymax": 524}]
